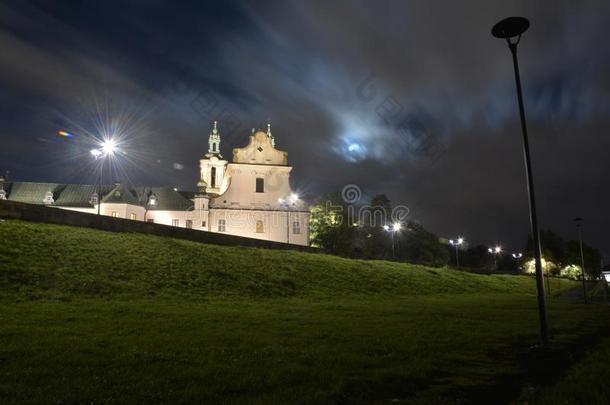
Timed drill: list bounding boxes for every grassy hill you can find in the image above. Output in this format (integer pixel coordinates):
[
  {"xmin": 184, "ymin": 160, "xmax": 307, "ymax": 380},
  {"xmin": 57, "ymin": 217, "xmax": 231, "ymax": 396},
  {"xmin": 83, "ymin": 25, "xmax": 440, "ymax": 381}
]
[
  {"xmin": 1, "ymin": 220, "xmax": 558, "ymax": 299},
  {"xmin": 0, "ymin": 219, "xmax": 608, "ymax": 404}
]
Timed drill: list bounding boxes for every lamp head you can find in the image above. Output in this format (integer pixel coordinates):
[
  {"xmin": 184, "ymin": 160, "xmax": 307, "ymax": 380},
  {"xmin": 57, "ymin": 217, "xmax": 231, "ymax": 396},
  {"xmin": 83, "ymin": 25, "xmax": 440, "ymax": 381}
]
[
  {"xmin": 492, "ymin": 17, "xmax": 529, "ymax": 39},
  {"xmin": 101, "ymin": 139, "xmax": 116, "ymax": 156}
]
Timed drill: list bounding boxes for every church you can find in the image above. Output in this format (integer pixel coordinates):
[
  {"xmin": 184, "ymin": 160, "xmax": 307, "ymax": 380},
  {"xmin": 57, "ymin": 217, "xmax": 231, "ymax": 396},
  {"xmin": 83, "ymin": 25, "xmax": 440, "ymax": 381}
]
[{"xmin": 0, "ymin": 123, "xmax": 310, "ymax": 246}]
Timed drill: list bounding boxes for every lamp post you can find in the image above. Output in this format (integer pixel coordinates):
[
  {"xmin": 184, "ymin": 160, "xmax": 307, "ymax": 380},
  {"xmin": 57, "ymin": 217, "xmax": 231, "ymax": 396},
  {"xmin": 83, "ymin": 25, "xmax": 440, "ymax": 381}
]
[
  {"xmin": 90, "ymin": 138, "xmax": 117, "ymax": 215},
  {"xmin": 384, "ymin": 222, "xmax": 401, "ymax": 258},
  {"xmin": 512, "ymin": 252, "xmax": 523, "ymax": 273},
  {"xmin": 488, "ymin": 245, "xmax": 502, "ymax": 268},
  {"xmin": 449, "ymin": 237, "xmax": 464, "ymax": 267},
  {"xmin": 492, "ymin": 16, "xmax": 549, "ymax": 347},
  {"xmin": 574, "ymin": 217, "xmax": 587, "ymax": 304}
]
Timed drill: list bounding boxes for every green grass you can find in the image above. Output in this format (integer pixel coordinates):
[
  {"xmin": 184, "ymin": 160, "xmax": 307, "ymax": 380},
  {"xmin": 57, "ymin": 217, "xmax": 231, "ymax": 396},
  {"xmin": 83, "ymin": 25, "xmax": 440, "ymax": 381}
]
[
  {"xmin": 0, "ymin": 219, "xmax": 608, "ymax": 403},
  {"xmin": 532, "ymin": 335, "xmax": 610, "ymax": 404}
]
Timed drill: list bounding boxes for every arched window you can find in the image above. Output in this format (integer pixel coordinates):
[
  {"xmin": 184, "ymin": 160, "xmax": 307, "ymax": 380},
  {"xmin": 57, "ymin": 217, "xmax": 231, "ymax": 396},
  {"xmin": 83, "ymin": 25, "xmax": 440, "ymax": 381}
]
[
  {"xmin": 256, "ymin": 220, "xmax": 264, "ymax": 233},
  {"xmin": 211, "ymin": 167, "xmax": 216, "ymax": 188}
]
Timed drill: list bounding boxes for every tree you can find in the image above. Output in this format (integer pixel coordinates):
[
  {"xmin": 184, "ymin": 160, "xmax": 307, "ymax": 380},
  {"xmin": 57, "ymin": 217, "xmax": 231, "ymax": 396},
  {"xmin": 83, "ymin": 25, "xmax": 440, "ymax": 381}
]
[
  {"xmin": 565, "ymin": 240, "xmax": 602, "ymax": 279},
  {"xmin": 361, "ymin": 194, "xmax": 392, "ymax": 259},
  {"xmin": 396, "ymin": 221, "xmax": 449, "ymax": 267},
  {"xmin": 309, "ymin": 192, "xmax": 358, "ymax": 256}
]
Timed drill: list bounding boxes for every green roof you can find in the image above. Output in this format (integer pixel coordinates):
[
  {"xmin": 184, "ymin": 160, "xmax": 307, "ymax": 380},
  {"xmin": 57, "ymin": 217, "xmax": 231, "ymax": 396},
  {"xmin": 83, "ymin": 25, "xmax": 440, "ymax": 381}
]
[{"xmin": 4, "ymin": 182, "xmax": 194, "ymax": 211}]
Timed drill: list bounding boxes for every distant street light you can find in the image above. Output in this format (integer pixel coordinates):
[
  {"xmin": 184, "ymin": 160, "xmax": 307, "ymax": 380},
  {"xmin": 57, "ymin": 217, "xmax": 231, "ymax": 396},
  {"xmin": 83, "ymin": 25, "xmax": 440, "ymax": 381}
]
[
  {"xmin": 449, "ymin": 237, "xmax": 464, "ymax": 267},
  {"xmin": 488, "ymin": 245, "xmax": 502, "ymax": 268},
  {"xmin": 492, "ymin": 16, "xmax": 549, "ymax": 347},
  {"xmin": 385, "ymin": 222, "xmax": 402, "ymax": 258},
  {"xmin": 574, "ymin": 217, "xmax": 587, "ymax": 304},
  {"xmin": 512, "ymin": 252, "xmax": 523, "ymax": 272}
]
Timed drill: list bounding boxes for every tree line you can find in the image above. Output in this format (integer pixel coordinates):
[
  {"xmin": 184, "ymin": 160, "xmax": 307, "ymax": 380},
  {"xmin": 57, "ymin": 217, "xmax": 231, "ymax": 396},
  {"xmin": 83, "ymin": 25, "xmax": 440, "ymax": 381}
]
[{"xmin": 309, "ymin": 192, "xmax": 603, "ymax": 278}]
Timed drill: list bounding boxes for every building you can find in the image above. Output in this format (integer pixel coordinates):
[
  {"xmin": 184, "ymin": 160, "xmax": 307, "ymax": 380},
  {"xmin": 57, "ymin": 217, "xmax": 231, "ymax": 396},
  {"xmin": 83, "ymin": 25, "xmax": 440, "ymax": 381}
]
[{"xmin": 0, "ymin": 122, "xmax": 310, "ymax": 246}]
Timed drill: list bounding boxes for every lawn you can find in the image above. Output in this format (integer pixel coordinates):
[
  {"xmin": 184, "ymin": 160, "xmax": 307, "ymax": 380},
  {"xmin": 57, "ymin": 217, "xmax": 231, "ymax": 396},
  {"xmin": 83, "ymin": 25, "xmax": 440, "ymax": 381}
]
[{"xmin": 0, "ymin": 220, "xmax": 608, "ymax": 403}]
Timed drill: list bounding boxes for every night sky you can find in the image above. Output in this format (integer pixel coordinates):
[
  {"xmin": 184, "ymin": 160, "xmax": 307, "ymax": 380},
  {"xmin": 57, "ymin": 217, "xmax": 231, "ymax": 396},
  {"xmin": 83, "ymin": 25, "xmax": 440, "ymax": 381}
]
[{"xmin": 1, "ymin": 1, "xmax": 609, "ymax": 260}]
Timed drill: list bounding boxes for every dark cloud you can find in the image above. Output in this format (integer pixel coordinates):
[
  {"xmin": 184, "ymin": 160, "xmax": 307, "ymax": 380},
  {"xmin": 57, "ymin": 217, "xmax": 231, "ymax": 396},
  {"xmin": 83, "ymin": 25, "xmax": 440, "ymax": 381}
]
[{"xmin": 1, "ymin": 0, "xmax": 609, "ymax": 259}]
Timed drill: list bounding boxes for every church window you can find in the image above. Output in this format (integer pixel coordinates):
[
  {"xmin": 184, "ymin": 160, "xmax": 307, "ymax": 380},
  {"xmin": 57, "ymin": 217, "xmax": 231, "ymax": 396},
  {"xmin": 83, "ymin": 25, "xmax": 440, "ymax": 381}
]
[
  {"xmin": 218, "ymin": 219, "xmax": 226, "ymax": 232},
  {"xmin": 111, "ymin": 211, "xmax": 118, "ymax": 218},
  {"xmin": 293, "ymin": 221, "xmax": 301, "ymax": 234},
  {"xmin": 186, "ymin": 220, "xmax": 192, "ymax": 229},
  {"xmin": 256, "ymin": 178, "xmax": 264, "ymax": 193},
  {"xmin": 211, "ymin": 167, "xmax": 216, "ymax": 188},
  {"xmin": 256, "ymin": 220, "xmax": 264, "ymax": 233},
  {"xmin": 130, "ymin": 213, "xmax": 136, "ymax": 220},
  {"xmin": 172, "ymin": 219, "xmax": 179, "ymax": 227}
]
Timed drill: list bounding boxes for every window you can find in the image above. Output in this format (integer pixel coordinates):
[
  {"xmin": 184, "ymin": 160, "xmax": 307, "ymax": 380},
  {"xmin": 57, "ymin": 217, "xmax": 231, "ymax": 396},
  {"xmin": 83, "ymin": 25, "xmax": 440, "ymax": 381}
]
[
  {"xmin": 43, "ymin": 191, "xmax": 54, "ymax": 204},
  {"xmin": 256, "ymin": 177, "xmax": 264, "ymax": 193},
  {"xmin": 90, "ymin": 193, "xmax": 99, "ymax": 205},
  {"xmin": 201, "ymin": 221, "xmax": 206, "ymax": 227},
  {"xmin": 186, "ymin": 220, "xmax": 192, "ymax": 229},
  {"xmin": 256, "ymin": 220, "xmax": 264, "ymax": 233},
  {"xmin": 172, "ymin": 219, "xmax": 179, "ymax": 227},
  {"xmin": 211, "ymin": 167, "xmax": 216, "ymax": 188},
  {"xmin": 130, "ymin": 213, "xmax": 136, "ymax": 220},
  {"xmin": 147, "ymin": 219, "xmax": 154, "ymax": 223},
  {"xmin": 111, "ymin": 211, "xmax": 118, "ymax": 218},
  {"xmin": 292, "ymin": 221, "xmax": 301, "ymax": 234},
  {"xmin": 218, "ymin": 219, "xmax": 226, "ymax": 232}
]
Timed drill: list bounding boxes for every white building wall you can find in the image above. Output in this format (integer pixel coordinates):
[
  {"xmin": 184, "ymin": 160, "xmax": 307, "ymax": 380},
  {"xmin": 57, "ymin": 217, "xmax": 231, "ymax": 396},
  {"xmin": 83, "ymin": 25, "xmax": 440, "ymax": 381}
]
[{"xmin": 208, "ymin": 209, "xmax": 309, "ymax": 246}]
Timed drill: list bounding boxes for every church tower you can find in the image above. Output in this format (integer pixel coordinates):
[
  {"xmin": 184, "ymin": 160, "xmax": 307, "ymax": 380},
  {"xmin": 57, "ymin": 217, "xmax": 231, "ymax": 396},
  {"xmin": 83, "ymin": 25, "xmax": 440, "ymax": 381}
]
[
  {"xmin": 207, "ymin": 120, "xmax": 222, "ymax": 158},
  {"xmin": 198, "ymin": 121, "xmax": 228, "ymax": 195}
]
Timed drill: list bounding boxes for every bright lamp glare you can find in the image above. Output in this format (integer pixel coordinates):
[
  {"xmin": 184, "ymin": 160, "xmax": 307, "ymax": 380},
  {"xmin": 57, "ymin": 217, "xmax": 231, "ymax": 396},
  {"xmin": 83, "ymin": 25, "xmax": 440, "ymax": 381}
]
[
  {"xmin": 290, "ymin": 193, "xmax": 299, "ymax": 202},
  {"xmin": 90, "ymin": 149, "xmax": 102, "ymax": 158},
  {"xmin": 392, "ymin": 222, "xmax": 401, "ymax": 231},
  {"xmin": 101, "ymin": 139, "xmax": 116, "ymax": 155},
  {"xmin": 457, "ymin": 237, "xmax": 464, "ymax": 244},
  {"xmin": 495, "ymin": 246, "xmax": 502, "ymax": 253},
  {"xmin": 383, "ymin": 225, "xmax": 390, "ymax": 231}
]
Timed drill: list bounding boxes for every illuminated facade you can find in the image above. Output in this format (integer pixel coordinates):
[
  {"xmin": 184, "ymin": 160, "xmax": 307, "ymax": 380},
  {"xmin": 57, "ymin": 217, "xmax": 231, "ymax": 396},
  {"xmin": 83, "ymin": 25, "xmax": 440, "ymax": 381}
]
[{"xmin": 1, "ymin": 122, "xmax": 310, "ymax": 246}]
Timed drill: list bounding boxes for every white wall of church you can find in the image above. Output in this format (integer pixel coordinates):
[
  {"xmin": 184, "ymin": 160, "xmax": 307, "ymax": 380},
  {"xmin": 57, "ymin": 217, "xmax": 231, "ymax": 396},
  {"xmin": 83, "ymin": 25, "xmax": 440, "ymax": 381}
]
[{"xmin": 208, "ymin": 209, "xmax": 309, "ymax": 245}]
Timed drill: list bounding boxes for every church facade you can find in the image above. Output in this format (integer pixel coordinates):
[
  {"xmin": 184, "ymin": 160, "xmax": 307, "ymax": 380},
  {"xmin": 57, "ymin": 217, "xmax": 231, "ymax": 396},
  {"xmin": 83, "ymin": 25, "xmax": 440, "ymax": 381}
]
[{"xmin": 0, "ymin": 123, "xmax": 310, "ymax": 246}]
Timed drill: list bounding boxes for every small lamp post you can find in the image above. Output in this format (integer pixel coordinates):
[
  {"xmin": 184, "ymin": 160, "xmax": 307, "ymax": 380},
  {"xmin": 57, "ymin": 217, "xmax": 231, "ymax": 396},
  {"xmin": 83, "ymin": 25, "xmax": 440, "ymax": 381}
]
[
  {"xmin": 449, "ymin": 237, "xmax": 464, "ymax": 267},
  {"xmin": 574, "ymin": 217, "xmax": 587, "ymax": 304},
  {"xmin": 384, "ymin": 222, "xmax": 401, "ymax": 258},
  {"xmin": 488, "ymin": 245, "xmax": 502, "ymax": 268}
]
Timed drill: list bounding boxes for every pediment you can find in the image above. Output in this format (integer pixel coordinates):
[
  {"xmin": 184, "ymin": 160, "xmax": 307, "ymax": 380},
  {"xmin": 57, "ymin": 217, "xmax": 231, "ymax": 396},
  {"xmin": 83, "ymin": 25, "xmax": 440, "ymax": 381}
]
[{"xmin": 232, "ymin": 131, "xmax": 288, "ymax": 165}]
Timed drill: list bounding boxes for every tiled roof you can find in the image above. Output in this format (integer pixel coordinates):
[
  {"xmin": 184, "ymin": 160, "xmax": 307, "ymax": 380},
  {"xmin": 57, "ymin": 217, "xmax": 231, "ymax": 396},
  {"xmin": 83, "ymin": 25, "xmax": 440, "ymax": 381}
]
[
  {"xmin": 134, "ymin": 187, "xmax": 194, "ymax": 211},
  {"xmin": 3, "ymin": 182, "xmax": 194, "ymax": 211}
]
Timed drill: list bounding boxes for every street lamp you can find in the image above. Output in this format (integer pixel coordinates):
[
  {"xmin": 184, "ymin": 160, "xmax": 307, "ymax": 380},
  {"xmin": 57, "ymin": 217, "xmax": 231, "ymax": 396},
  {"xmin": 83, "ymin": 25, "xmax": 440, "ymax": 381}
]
[
  {"xmin": 385, "ymin": 222, "xmax": 401, "ymax": 258},
  {"xmin": 449, "ymin": 237, "xmax": 464, "ymax": 267},
  {"xmin": 492, "ymin": 16, "xmax": 549, "ymax": 347},
  {"xmin": 573, "ymin": 217, "xmax": 587, "ymax": 304},
  {"xmin": 512, "ymin": 252, "xmax": 523, "ymax": 272},
  {"xmin": 91, "ymin": 137, "xmax": 118, "ymax": 215},
  {"xmin": 488, "ymin": 245, "xmax": 502, "ymax": 268}
]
